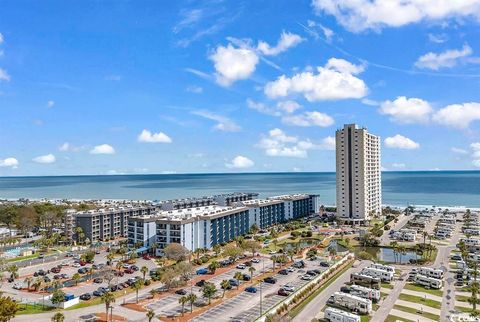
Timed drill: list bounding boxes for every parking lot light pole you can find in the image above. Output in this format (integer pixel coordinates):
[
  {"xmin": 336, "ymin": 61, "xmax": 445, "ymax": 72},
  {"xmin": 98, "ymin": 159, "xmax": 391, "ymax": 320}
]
[{"xmin": 259, "ymin": 258, "xmax": 264, "ymax": 317}]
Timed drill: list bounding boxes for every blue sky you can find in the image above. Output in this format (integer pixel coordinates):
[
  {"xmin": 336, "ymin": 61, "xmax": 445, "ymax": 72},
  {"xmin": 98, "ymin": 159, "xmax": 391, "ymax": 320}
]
[{"xmin": 1, "ymin": 0, "xmax": 480, "ymax": 176}]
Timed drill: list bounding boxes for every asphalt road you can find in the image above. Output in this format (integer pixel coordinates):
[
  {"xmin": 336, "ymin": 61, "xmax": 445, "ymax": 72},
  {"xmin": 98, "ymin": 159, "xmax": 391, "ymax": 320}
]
[{"xmin": 292, "ymin": 260, "xmax": 371, "ymax": 322}]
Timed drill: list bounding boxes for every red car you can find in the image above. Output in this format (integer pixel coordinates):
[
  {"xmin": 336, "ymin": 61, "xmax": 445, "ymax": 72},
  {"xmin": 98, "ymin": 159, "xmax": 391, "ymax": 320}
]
[
  {"xmin": 142, "ymin": 254, "xmax": 151, "ymax": 260},
  {"xmin": 79, "ymin": 261, "xmax": 87, "ymax": 266},
  {"xmin": 51, "ymin": 267, "xmax": 61, "ymax": 273},
  {"xmin": 124, "ymin": 268, "xmax": 134, "ymax": 274}
]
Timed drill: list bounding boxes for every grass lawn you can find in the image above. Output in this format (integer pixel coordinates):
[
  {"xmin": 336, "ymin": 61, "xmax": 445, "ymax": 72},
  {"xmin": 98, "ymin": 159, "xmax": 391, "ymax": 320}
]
[
  {"xmin": 360, "ymin": 316, "xmax": 371, "ymax": 322},
  {"xmin": 455, "ymin": 306, "xmax": 476, "ymax": 313},
  {"xmin": 403, "ymin": 283, "xmax": 443, "ymax": 297},
  {"xmin": 288, "ymin": 262, "xmax": 354, "ymax": 318},
  {"xmin": 393, "ymin": 304, "xmax": 440, "ymax": 321},
  {"xmin": 17, "ymin": 303, "xmax": 55, "ymax": 315},
  {"xmin": 385, "ymin": 315, "xmax": 414, "ymax": 322},
  {"xmin": 456, "ymin": 295, "xmax": 469, "ymax": 302},
  {"xmin": 381, "ymin": 282, "xmax": 394, "ymax": 289},
  {"xmin": 398, "ymin": 293, "xmax": 441, "ymax": 309}
]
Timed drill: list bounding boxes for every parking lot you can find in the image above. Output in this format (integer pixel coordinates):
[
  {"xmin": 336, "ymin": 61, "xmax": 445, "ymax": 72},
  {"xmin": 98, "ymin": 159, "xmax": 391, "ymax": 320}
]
[
  {"xmin": 2, "ymin": 250, "xmax": 157, "ymax": 302},
  {"xmin": 190, "ymin": 258, "xmax": 329, "ymax": 322}
]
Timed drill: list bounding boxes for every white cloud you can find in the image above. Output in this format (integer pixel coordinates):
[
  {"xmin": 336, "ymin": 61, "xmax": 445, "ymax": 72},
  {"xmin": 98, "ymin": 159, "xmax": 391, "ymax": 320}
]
[
  {"xmin": 415, "ymin": 44, "xmax": 474, "ymax": 70},
  {"xmin": 247, "ymin": 99, "xmax": 302, "ymax": 116},
  {"xmin": 90, "ymin": 144, "xmax": 115, "ymax": 155},
  {"xmin": 186, "ymin": 85, "xmax": 203, "ymax": 94},
  {"xmin": 47, "ymin": 100, "xmax": 55, "ymax": 108},
  {"xmin": 379, "ymin": 96, "xmax": 433, "ymax": 124},
  {"xmin": 306, "ymin": 20, "xmax": 335, "ymax": 42},
  {"xmin": 384, "ymin": 134, "xmax": 420, "ymax": 149},
  {"xmin": 225, "ymin": 155, "xmax": 254, "ymax": 169},
  {"xmin": 192, "ymin": 110, "xmax": 241, "ymax": 132},
  {"xmin": 0, "ymin": 69, "xmax": 10, "ymax": 82},
  {"xmin": 209, "ymin": 44, "xmax": 259, "ymax": 86},
  {"xmin": 471, "ymin": 143, "xmax": 480, "ymax": 167},
  {"xmin": 0, "ymin": 157, "xmax": 18, "ymax": 168},
  {"xmin": 137, "ymin": 129, "xmax": 172, "ymax": 143},
  {"xmin": 361, "ymin": 98, "xmax": 380, "ymax": 106},
  {"xmin": 0, "ymin": 33, "xmax": 3, "ymax": 44},
  {"xmin": 257, "ymin": 128, "xmax": 332, "ymax": 158},
  {"xmin": 452, "ymin": 147, "xmax": 468, "ymax": 154},
  {"xmin": 281, "ymin": 111, "xmax": 334, "ymax": 127},
  {"xmin": 257, "ymin": 31, "xmax": 304, "ymax": 56},
  {"xmin": 312, "ymin": 0, "xmax": 480, "ymax": 32},
  {"xmin": 58, "ymin": 142, "xmax": 86, "ymax": 152},
  {"xmin": 428, "ymin": 33, "xmax": 448, "ymax": 44},
  {"xmin": 276, "ymin": 100, "xmax": 302, "ymax": 114},
  {"xmin": 59, "ymin": 143, "xmax": 70, "ymax": 152},
  {"xmin": 33, "ymin": 154, "xmax": 56, "ymax": 164},
  {"xmin": 264, "ymin": 58, "xmax": 367, "ymax": 101},
  {"xmin": 392, "ymin": 163, "xmax": 406, "ymax": 168},
  {"xmin": 433, "ymin": 102, "xmax": 480, "ymax": 129}
]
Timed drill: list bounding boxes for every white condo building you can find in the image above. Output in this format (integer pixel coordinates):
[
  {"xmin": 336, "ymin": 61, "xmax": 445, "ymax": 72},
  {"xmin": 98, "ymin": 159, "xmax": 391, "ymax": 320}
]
[{"xmin": 336, "ymin": 124, "xmax": 381, "ymax": 224}]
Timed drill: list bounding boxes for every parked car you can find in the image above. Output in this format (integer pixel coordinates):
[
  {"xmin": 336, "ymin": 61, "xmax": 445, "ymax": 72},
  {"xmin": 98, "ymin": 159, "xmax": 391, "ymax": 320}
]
[
  {"xmin": 242, "ymin": 274, "xmax": 251, "ymax": 281},
  {"xmin": 195, "ymin": 280, "xmax": 206, "ymax": 287},
  {"xmin": 306, "ymin": 270, "xmax": 317, "ymax": 276},
  {"xmin": 114, "ymin": 271, "xmax": 124, "ymax": 277},
  {"xmin": 110, "ymin": 285, "xmax": 118, "ymax": 292},
  {"xmin": 13, "ymin": 282, "xmax": 24, "ymax": 290},
  {"xmin": 251, "ymin": 258, "xmax": 260, "ymax": 263},
  {"xmin": 131, "ymin": 265, "xmax": 139, "ymax": 271},
  {"xmin": 278, "ymin": 269, "xmax": 289, "ymax": 275},
  {"xmin": 80, "ymin": 293, "xmax": 92, "ymax": 300},
  {"xmin": 278, "ymin": 288, "xmax": 290, "ymax": 296},
  {"xmin": 229, "ymin": 279, "xmax": 240, "ymax": 287},
  {"xmin": 44, "ymin": 276, "xmax": 51, "ymax": 283},
  {"xmin": 175, "ymin": 289, "xmax": 187, "ymax": 295},
  {"xmin": 245, "ymin": 286, "xmax": 257, "ymax": 293},
  {"xmin": 53, "ymin": 274, "xmax": 62, "ymax": 280},
  {"xmin": 93, "ymin": 278, "xmax": 103, "ymax": 284},
  {"xmin": 78, "ymin": 267, "xmax": 88, "ymax": 274},
  {"xmin": 236, "ymin": 264, "xmax": 246, "ymax": 269},
  {"xmin": 143, "ymin": 254, "xmax": 151, "ymax": 260},
  {"xmin": 263, "ymin": 277, "xmax": 277, "ymax": 284},
  {"xmin": 319, "ymin": 261, "xmax": 330, "ymax": 267},
  {"xmin": 93, "ymin": 290, "xmax": 103, "ymax": 297},
  {"xmin": 282, "ymin": 284, "xmax": 295, "ymax": 292},
  {"xmin": 286, "ymin": 267, "xmax": 295, "ymax": 273},
  {"xmin": 125, "ymin": 268, "xmax": 135, "ymax": 274},
  {"xmin": 300, "ymin": 275, "xmax": 313, "ymax": 281},
  {"xmin": 196, "ymin": 268, "xmax": 209, "ymax": 275}
]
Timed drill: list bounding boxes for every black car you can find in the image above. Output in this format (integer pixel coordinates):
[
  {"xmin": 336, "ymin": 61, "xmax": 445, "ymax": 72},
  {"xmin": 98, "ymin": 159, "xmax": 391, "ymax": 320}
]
[
  {"xmin": 93, "ymin": 290, "xmax": 103, "ymax": 296},
  {"xmin": 175, "ymin": 289, "xmax": 188, "ymax": 295},
  {"xmin": 229, "ymin": 279, "xmax": 239, "ymax": 286},
  {"xmin": 195, "ymin": 280, "xmax": 206, "ymax": 287},
  {"xmin": 93, "ymin": 278, "xmax": 103, "ymax": 284},
  {"xmin": 110, "ymin": 285, "xmax": 118, "ymax": 291},
  {"xmin": 131, "ymin": 265, "xmax": 139, "ymax": 271},
  {"xmin": 263, "ymin": 277, "xmax": 277, "ymax": 284},
  {"xmin": 306, "ymin": 270, "xmax": 317, "ymax": 276},
  {"xmin": 80, "ymin": 293, "xmax": 92, "ymax": 300},
  {"xmin": 78, "ymin": 268, "xmax": 88, "ymax": 274},
  {"xmin": 117, "ymin": 284, "xmax": 124, "ymax": 290},
  {"xmin": 319, "ymin": 261, "xmax": 330, "ymax": 267},
  {"xmin": 242, "ymin": 274, "xmax": 251, "ymax": 281},
  {"xmin": 340, "ymin": 286, "xmax": 350, "ymax": 293},
  {"xmin": 44, "ymin": 276, "xmax": 51, "ymax": 283},
  {"xmin": 313, "ymin": 269, "xmax": 322, "ymax": 275},
  {"xmin": 278, "ymin": 269, "xmax": 289, "ymax": 275}
]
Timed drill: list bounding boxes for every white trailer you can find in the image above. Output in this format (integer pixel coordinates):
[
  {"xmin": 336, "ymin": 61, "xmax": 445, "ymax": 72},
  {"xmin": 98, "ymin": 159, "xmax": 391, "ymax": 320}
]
[
  {"xmin": 324, "ymin": 307, "xmax": 361, "ymax": 322},
  {"xmin": 327, "ymin": 292, "xmax": 372, "ymax": 315},
  {"xmin": 414, "ymin": 274, "xmax": 442, "ymax": 289},
  {"xmin": 349, "ymin": 284, "xmax": 381, "ymax": 303},
  {"xmin": 361, "ymin": 267, "xmax": 394, "ymax": 282},
  {"xmin": 370, "ymin": 263, "xmax": 395, "ymax": 273},
  {"xmin": 418, "ymin": 267, "xmax": 444, "ymax": 279}
]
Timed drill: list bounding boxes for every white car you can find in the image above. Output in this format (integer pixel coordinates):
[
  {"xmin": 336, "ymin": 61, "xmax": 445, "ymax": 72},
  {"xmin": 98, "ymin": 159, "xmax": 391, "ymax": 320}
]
[
  {"xmin": 282, "ymin": 284, "xmax": 295, "ymax": 292},
  {"xmin": 236, "ymin": 264, "xmax": 246, "ymax": 269},
  {"xmin": 300, "ymin": 274, "xmax": 314, "ymax": 281},
  {"xmin": 286, "ymin": 267, "xmax": 295, "ymax": 272},
  {"xmin": 13, "ymin": 282, "xmax": 24, "ymax": 290},
  {"xmin": 72, "ymin": 263, "xmax": 81, "ymax": 268},
  {"xmin": 251, "ymin": 258, "xmax": 260, "ymax": 263}
]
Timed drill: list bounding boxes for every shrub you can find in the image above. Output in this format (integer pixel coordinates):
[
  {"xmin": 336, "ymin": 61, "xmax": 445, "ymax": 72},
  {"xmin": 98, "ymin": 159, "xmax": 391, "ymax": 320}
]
[
  {"xmin": 144, "ymin": 279, "xmax": 152, "ymax": 286},
  {"xmin": 358, "ymin": 251, "xmax": 373, "ymax": 260}
]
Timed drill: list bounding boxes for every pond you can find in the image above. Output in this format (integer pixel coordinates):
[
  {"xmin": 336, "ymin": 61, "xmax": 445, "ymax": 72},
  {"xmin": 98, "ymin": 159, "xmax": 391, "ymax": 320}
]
[
  {"xmin": 280, "ymin": 239, "xmax": 319, "ymax": 251},
  {"xmin": 355, "ymin": 247, "xmax": 419, "ymax": 264}
]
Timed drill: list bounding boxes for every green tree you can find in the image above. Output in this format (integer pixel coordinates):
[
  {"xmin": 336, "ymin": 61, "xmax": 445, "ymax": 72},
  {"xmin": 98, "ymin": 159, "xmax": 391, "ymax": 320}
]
[
  {"xmin": 242, "ymin": 240, "xmax": 261, "ymax": 257},
  {"xmin": 50, "ymin": 289, "xmax": 66, "ymax": 308},
  {"xmin": 6, "ymin": 265, "xmax": 18, "ymax": 279},
  {"xmin": 250, "ymin": 223, "xmax": 259, "ymax": 235},
  {"xmin": 220, "ymin": 279, "xmax": 230, "ymax": 298},
  {"xmin": 187, "ymin": 293, "xmax": 197, "ymax": 313},
  {"xmin": 72, "ymin": 273, "xmax": 81, "ymax": 286},
  {"xmin": 248, "ymin": 266, "xmax": 256, "ymax": 282},
  {"xmin": 146, "ymin": 309, "xmax": 155, "ymax": 322},
  {"xmin": 0, "ymin": 295, "xmax": 19, "ymax": 322},
  {"xmin": 164, "ymin": 243, "xmax": 190, "ymax": 262},
  {"xmin": 131, "ymin": 280, "xmax": 142, "ymax": 303},
  {"xmin": 140, "ymin": 266, "xmax": 149, "ymax": 282},
  {"xmin": 234, "ymin": 272, "xmax": 243, "ymax": 290},
  {"xmin": 101, "ymin": 291, "xmax": 115, "ymax": 322},
  {"xmin": 51, "ymin": 312, "xmax": 65, "ymax": 322},
  {"xmin": 202, "ymin": 282, "xmax": 217, "ymax": 305},
  {"xmin": 223, "ymin": 245, "xmax": 243, "ymax": 263},
  {"xmin": 178, "ymin": 296, "xmax": 188, "ymax": 316},
  {"xmin": 24, "ymin": 276, "xmax": 33, "ymax": 290},
  {"xmin": 208, "ymin": 260, "xmax": 220, "ymax": 274},
  {"xmin": 213, "ymin": 244, "xmax": 222, "ymax": 257}
]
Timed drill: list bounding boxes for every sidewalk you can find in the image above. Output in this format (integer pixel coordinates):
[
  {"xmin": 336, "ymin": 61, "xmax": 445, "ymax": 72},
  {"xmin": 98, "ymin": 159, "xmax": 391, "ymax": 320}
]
[{"xmin": 390, "ymin": 308, "xmax": 437, "ymax": 322}]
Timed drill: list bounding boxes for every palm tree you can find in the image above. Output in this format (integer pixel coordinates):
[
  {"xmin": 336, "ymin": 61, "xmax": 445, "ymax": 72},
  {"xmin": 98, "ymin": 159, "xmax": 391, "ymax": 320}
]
[
  {"xmin": 146, "ymin": 309, "xmax": 155, "ymax": 322},
  {"xmin": 179, "ymin": 296, "xmax": 189, "ymax": 316},
  {"xmin": 51, "ymin": 312, "xmax": 65, "ymax": 322},
  {"xmin": 208, "ymin": 261, "xmax": 220, "ymax": 274},
  {"xmin": 287, "ymin": 249, "xmax": 295, "ymax": 262},
  {"xmin": 187, "ymin": 293, "xmax": 197, "ymax": 313},
  {"xmin": 149, "ymin": 289, "xmax": 157, "ymax": 299},
  {"xmin": 131, "ymin": 280, "xmax": 142, "ymax": 303},
  {"xmin": 33, "ymin": 277, "xmax": 43, "ymax": 291},
  {"xmin": 220, "ymin": 279, "xmax": 230, "ymax": 298},
  {"xmin": 88, "ymin": 266, "xmax": 95, "ymax": 280},
  {"xmin": 140, "ymin": 266, "xmax": 148, "ymax": 282},
  {"xmin": 24, "ymin": 277, "xmax": 33, "ymax": 290},
  {"xmin": 234, "ymin": 272, "xmax": 243, "ymax": 290},
  {"xmin": 101, "ymin": 291, "xmax": 115, "ymax": 322},
  {"xmin": 248, "ymin": 266, "xmax": 256, "ymax": 282},
  {"xmin": 7, "ymin": 265, "xmax": 18, "ymax": 279},
  {"xmin": 271, "ymin": 255, "xmax": 277, "ymax": 271},
  {"xmin": 106, "ymin": 253, "xmax": 114, "ymax": 265},
  {"xmin": 72, "ymin": 273, "xmax": 81, "ymax": 286},
  {"xmin": 390, "ymin": 241, "xmax": 399, "ymax": 263}
]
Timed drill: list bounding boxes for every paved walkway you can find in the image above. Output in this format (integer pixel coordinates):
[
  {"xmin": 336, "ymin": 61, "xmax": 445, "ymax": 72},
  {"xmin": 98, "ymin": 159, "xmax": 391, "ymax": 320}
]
[
  {"xmin": 400, "ymin": 289, "xmax": 443, "ymax": 302},
  {"xmin": 395, "ymin": 299, "xmax": 441, "ymax": 315},
  {"xmin": 370, "ymin": 271, "xmax": 408, "ymax": 322},
  {"xmin": 455, "ymin": 300, "xmax": 473, "ymax": 308},
  {"xmin": 390, "ymin": 308, "xmax": 437, "ymax": 322}
]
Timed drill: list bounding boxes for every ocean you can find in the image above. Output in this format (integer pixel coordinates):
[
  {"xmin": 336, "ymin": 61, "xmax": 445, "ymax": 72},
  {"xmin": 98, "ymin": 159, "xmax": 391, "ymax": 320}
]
[{"xmin": 0, "ymin": 171, "xmax": 480, "ymax": 207}]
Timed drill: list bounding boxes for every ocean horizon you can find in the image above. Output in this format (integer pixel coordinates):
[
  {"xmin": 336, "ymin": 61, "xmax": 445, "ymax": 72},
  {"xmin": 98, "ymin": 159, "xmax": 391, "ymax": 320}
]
[{"xmin": 1, "ymin": 170, "xmax": 480, "ymax": 208}]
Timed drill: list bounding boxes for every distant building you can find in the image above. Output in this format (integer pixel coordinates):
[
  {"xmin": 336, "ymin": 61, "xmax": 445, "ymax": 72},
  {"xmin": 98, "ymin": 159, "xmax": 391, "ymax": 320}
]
[
  {"xmin": 336, "ymin": 124, "xmax": 381, "ymax": 224},
  {"xmin": 154, "ymin": 192, "xmax": 258, "ymax": 210}
]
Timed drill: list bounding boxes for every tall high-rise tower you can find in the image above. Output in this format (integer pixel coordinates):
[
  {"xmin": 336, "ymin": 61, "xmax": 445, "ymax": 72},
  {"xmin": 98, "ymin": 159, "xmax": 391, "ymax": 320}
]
[{"xmin": 336, "ymin": 124, "xmax": 381, "ymax": 224}]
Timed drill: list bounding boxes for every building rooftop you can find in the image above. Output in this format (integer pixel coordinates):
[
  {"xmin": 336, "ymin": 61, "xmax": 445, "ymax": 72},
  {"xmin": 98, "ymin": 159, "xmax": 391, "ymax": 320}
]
[{"xmin": 153, "ymin": 205, "xmax": 248, "ymax": 222}]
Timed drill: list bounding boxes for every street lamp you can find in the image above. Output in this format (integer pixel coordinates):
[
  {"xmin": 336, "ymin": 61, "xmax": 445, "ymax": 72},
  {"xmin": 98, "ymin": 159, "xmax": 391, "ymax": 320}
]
[{"xmin": 110, "ymin": 305, "xmax": 114, "ymax": 322}]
